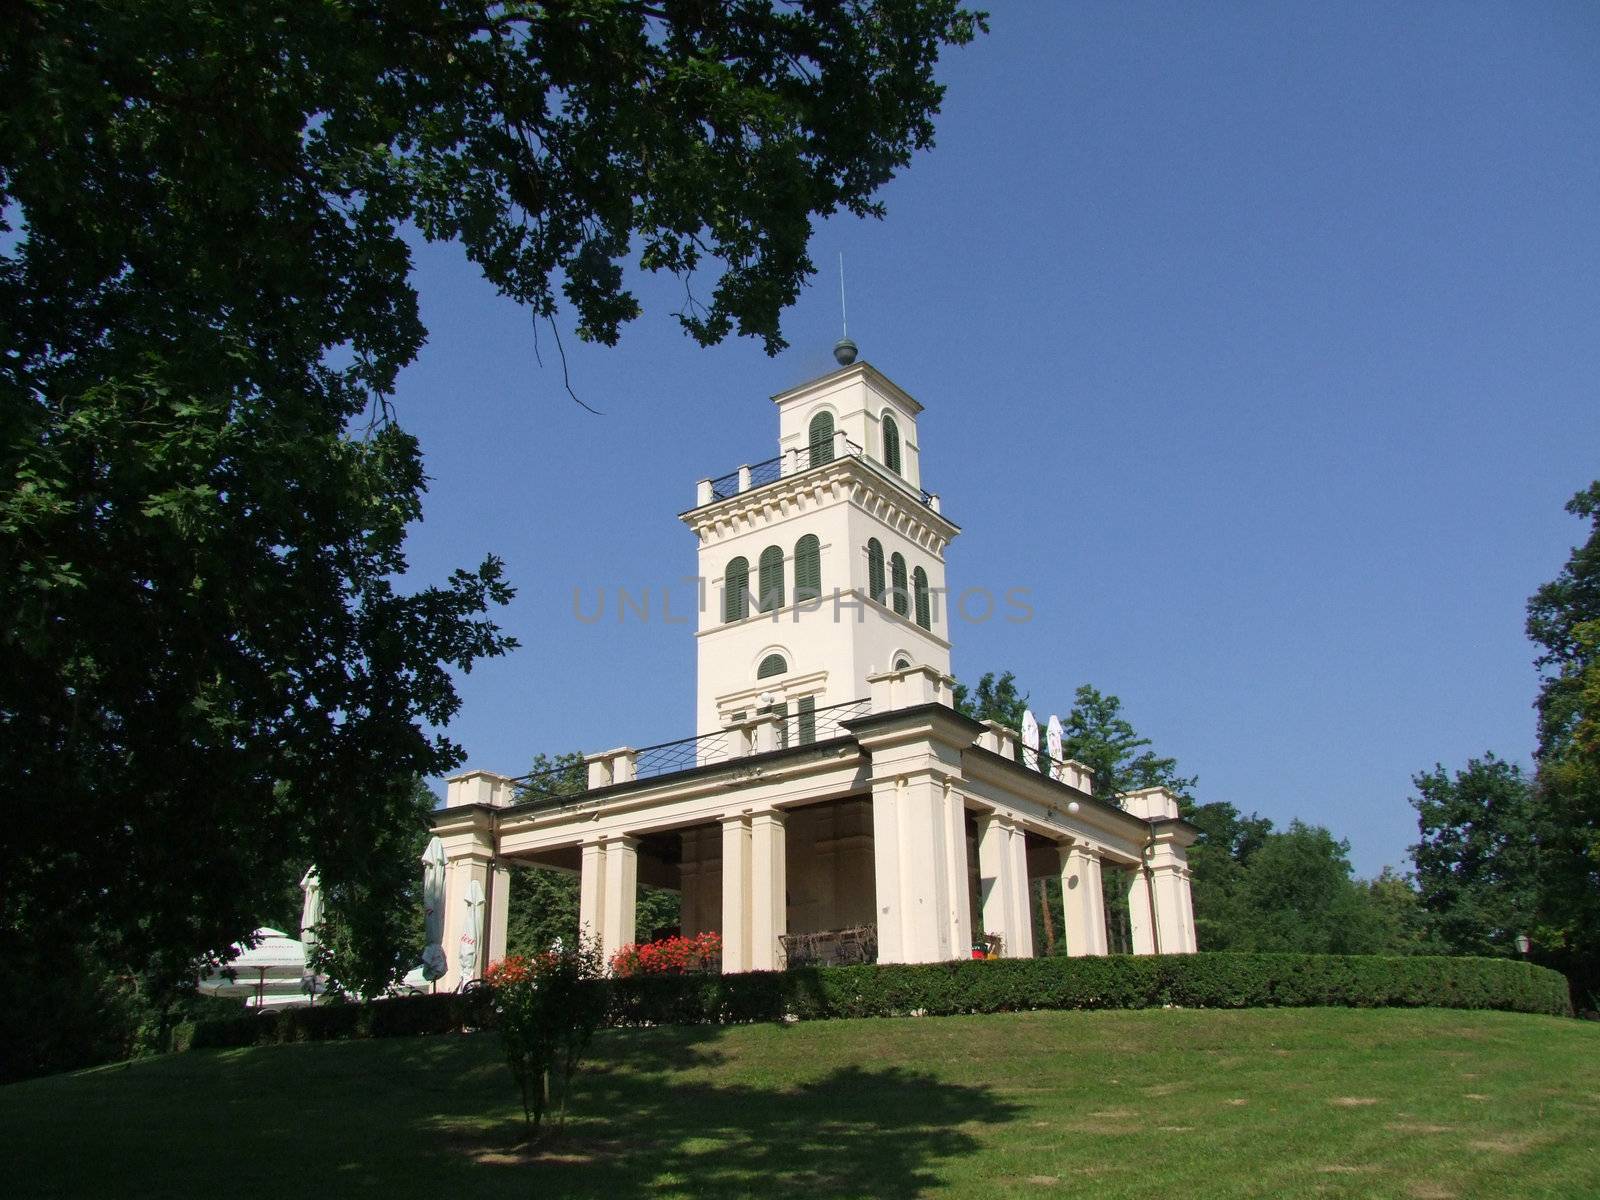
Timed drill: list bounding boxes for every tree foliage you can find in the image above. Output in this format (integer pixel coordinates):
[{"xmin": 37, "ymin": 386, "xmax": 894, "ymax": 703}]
[
  {"xmin": 1408, "ymin": 754, "xmax": 1537, "ymax": 958},
  {"xmin": 0, "ymin": 0, "xmax": 983, "ymax": 1006},
  {"xmin": 1525, "ymin": 481, "xmax": 1600, "ymax": 1004},
  {"xmin": 307, "ymin": 779, "xmax": 439, "ymax": 999}
]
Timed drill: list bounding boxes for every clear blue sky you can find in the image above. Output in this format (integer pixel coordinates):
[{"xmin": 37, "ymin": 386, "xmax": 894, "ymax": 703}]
[{"xmin": 390, "ymin": 2, "xmax": 1600, "ymax": 878}]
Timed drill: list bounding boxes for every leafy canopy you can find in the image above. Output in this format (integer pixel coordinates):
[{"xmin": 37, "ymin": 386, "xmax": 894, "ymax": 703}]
[
  {"xmin": 1525, "ymin": 481, "xmax": 1600, "ymax": 1004},
  {"xmin": 0, "ymin": 0, "xmax": 986, "ymax": 991}
]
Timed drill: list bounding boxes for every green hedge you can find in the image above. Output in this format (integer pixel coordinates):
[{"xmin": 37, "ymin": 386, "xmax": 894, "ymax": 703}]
[
  {"xmin": 607, "ymin": 952, "xmax": 1572, "ymax": 1025},
  {"xmin": 187, "ymin": 990, "xmax": 493, "ymax": 1050},
  {"xmin": 185, "ymin": 952, "xmax": 1571, "ymax": 1051}
]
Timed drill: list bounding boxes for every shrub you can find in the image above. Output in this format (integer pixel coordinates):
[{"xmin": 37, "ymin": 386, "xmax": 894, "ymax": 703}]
[
  {"xmin": 484, "ymin": 942, "xmax": 607, "ymax": 1133},
  {"xmin": 183, "ymin": 951, "xmax": 1572, "ymax": 1053},
  {"xmin": 610, "ymin": 932, "xmax": 721, "ymax": 978}
]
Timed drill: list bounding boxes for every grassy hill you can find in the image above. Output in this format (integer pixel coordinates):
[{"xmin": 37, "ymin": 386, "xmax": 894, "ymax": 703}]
[{"xmin": 5, "ymin": 1007, "xmax": 1598, "ymax": 1199}]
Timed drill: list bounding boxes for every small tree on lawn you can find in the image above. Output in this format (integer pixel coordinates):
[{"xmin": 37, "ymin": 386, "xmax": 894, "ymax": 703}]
[{"xmin": 483, "ymin": 939, "xmax": 606, "ymax": 1136}]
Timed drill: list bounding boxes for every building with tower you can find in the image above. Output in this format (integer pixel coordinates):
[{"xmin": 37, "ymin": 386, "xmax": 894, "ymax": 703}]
[{"xmin": 428, "ymin": 349, "xmax": 1198, "ymax": 988}]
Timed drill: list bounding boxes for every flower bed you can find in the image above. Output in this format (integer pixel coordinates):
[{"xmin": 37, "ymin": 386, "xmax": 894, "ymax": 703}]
[{"xmin": 610, "ymin": 931, "xmax": 721, "ymax": 978}]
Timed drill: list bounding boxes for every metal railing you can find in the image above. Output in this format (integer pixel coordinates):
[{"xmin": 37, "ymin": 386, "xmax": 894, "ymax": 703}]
[
  {"xmin": 709, "ymin": 455, "xmax": 783, "ymax": 501},
  {"xmin": 702, "ymin": 440, "xmax": 939, "ymax": 511},
  {"xmin": 514, "ymin": 697, "xmax": 872, "ymax": 810}
]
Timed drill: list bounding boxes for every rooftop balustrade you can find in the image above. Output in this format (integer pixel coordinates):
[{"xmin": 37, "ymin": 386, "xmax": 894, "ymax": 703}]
[{"xmin": 695, "ymin": 431, "xmax": 940, "ymax": 513}]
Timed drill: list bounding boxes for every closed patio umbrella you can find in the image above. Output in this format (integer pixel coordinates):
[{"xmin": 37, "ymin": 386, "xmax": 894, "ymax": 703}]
[
  {"xmin": 299, "ymin": 867, "xmax": 323, "ymax": 1001},
  {"xmin": 458, "ymin": 878, "xmax": 485, "ymax": 985},
  {"xmin": 420, "ymin": 837, "xmax": 447, "ymax": 984}
]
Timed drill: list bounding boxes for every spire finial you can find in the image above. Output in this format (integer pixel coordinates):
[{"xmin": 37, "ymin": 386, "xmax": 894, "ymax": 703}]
[{"xmin": 833, "ymin": 251, "xmax": 857, "ymax": 365}]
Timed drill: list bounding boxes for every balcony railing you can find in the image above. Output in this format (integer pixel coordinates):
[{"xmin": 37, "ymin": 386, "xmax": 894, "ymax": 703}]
[
  {"xmin": 699, "ymin": 434, "xmax": 940, "ymax": 513},
  {"xmin": 513, "ymin": 697, "xmax": 873, "ymax": 811}
]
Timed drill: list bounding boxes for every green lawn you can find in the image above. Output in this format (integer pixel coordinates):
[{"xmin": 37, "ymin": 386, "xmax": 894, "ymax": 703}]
[{"xmin": 6, "ymin": 1008, "xmax": 1598, "ymax": 1199}]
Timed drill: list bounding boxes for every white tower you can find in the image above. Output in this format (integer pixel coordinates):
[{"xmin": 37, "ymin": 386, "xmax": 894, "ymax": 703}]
[{"xmin": 682, "ymin": 356, "xmax": 959, "ymax": 736}]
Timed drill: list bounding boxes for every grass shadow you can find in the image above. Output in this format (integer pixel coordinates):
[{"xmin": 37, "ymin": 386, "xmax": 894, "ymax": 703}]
[{"xmin": 447, "ymin": 1029, "xmax": 1020, "ymax": 1198}]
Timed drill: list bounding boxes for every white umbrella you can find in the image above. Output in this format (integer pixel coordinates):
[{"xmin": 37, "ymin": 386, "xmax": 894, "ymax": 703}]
[
  {"xmin": 197, "ymin": 928, "xmax": 308, "ymax": 1009},
  {"xmin": 458, "ymin": 878, "xmax": 485, "ymax": 984},
  {"xmin": 420, "ymin": 837, "xmax": 447, "ymax": 983},
  {"xmin": 1022, "ymin": 709, "xmax": 1040, "ymax": 772},
  {"xmin": 299, "ymin": 867, "xmax": 324, "ymax": 1000},
  {"xmin": 1046, "ymin": 714, "xmax": 1064, "ymax": 781}
]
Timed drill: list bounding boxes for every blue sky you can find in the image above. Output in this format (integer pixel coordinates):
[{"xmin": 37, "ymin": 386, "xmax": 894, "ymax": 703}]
[{"xmin": 390, "ymin": 2, "xmax": 1600, "ymax": 877}]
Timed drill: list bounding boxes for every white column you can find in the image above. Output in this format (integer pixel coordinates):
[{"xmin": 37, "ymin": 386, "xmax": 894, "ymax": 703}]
[
  {"xmin": 871, "ymin": 786, "xmax": 905, "ymax": 963},
  {"xmin": 941, "ymin": 784, "xmax": 974, "ymax": 959},
  {"xmin": 977, "ymin": 813, "xmax": 1033, "ymax": 958},
  {"xmin": 601, "ymin": 836, "xmax": 638, "ymax": 963},
  {"xmin": 1059, "ymin": 843, "xmax": 1108, "ymax": 957},
  {"xmin": 579, "ymin": 839, "xmax": 606, "ymax": 951},
  {"xmin": 1150, "ymin": 864, "xmax": 1195, "ymax": 954},
  {"xmin": 720, "ymin": 814, "xmax": 752, "ymax": 972},
  {"xmin": 679, "ymin": 830, "xmax": 702, "ymax": 936},
  {"xmin": 976, "ymin": 814, "xmax": 1007, "ymax": 950},
  {"xmin": 873, "ymin": 773, "xmax": 968, "ymax": 964},
  {"xmin": 1127, "ymin": 866, "xmax": 1157, "ymax": 955},
  {"xmin": 750, "ymin": 810, "xmax": 787, "ymax": 971},
  {"xmin": 1003, "ymin": 818, "xmax": 1034, "ymax": 958},
  {"xmin": 487, "ymin": 863, "xmax": 511, "ymax": 969}
]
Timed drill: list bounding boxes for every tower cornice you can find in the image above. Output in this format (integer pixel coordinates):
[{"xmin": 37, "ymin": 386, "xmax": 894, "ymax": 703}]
[{"xmin": 681, "ymin": 453, "xmax": 958, "ymax": 555}]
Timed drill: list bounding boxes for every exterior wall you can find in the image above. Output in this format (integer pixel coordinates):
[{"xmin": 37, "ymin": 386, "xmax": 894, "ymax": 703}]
[
  {"xmin": 690, "ymin": 461, "xmax": 955, "ymax": 735},
  {"xmin": 772, "ymin": 362, "xmax": 924, "ymax": 490}
]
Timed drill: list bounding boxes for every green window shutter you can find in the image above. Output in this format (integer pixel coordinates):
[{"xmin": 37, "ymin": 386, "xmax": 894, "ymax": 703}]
[
  {"xmin": 882, "ymin": 413, "xmax": 902, "ymax": 475},
  {"xmin": 771, "ymin": 701, "xmax": 790, "ymax": 750},
  {"xmin": 890, "ymin": 553, "xmax": 909, "ymax": 617},
  {"xmin": 794, "ymin": 534, "xmax": 821, "ymax": 601},
  {"xmin": 867, "ymin": 538, "xmax": 885, "ymax": 604},
  {"xmin": 757, "ymin": 653, "xmax": 788, "ymax": 679},
  {"xmin": 798, "ymin": 695, "xmax": 817, "ymax": 745},
  {"xmin": 808, "ymin": 411, "xmax": 835, "ymax": 468},
  {"xmin": 758, "ymin": 544, "xmax": 784, "ymax": 612},
  {"xmin": 913, "ymin": 566, "xmax": 931, "ymax": 630},
  {"xmin": 724, "ymin": 556, "xmax": 749, "ymax": 622}
]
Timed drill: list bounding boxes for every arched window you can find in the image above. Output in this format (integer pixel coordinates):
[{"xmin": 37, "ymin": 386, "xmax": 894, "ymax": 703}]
[
  {"xmin": 882, "ymin": 413, "xmax": 902, "ymax": 475},
  {"xmin": 913, "ymin": 566, "xmax": 931, "ymax": 630},
  {"xmin": 724, "ymin": 556, "xmax": 749, "ymax": 622},
  {"xmin": 866, "ymin": 538, "xmax": 886, "ymax": 605},
  {"xmin": 808, "ymin": 411, "xmax": 835, "ymax": 468},
  {"xmin": 894, "ymin": 656, "xmax": 911, "ymax": 671},
  {"xmin": 758, "ymin": 545, "xmax": 784, "ymax": 612},
  {"xmin": 890, "ymin": 552, "xmax": 909, "ymax": 618},
  {"xmin": 794, "ymin": 534, "xmax": 821, "ymax": 602},
  {"xmin": 757, "ymin": 653, "xmax": 788, "ymax": 679}
]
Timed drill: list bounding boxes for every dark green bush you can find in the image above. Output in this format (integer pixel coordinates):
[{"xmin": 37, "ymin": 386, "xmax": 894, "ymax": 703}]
[
  {"xmin": 185, "ymin": 952, "xmax": 1571, "ymax": 1052},
  {"xmin": 601, "ymin": 952, "xmax": 1570, "ymax": 1025}
]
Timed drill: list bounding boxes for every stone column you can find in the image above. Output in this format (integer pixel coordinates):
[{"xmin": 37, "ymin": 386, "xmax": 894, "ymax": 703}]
[
  {"xmin": 1127, "ymin": 866, "xmax": 1157, "ymax": 955},
  {"xmin": 601, "ymin": 836, "xmax": 638, "ymax": 964},
  {"xmin": 976, "ymin": 813, "xmax": 1033, "ymax": 958},
  {"xmin": 872, "ymin": 772, "xmax": 969, "ymax": 963},
  {"xmin": 679, "ymin": 829, "xmax": 702, "ymax": 936},
  {"xmin": 720, "ymin": 814, "xmax": 752, "ymax": 973},
  {"xmin": 1059, "ymin": 843, "xmax": 1108, "ymax": 957},
  {"xmin": 579, "ymin": 839, "xmax": 606, "ymax": 951},
  {"xmin": 750, "ymin": 810, "xmax": 787, "ymax": 970},
  {"xmin": 1150, "ymin": 863, "xmax": 1196, "ymax": 954},
  {"xmin": 487, "ymin": 863, "xmax": 511, "ymax": 969},
  {"xmin": 941, "ymin": 784, "xmax": 974, "ymax": 959}
]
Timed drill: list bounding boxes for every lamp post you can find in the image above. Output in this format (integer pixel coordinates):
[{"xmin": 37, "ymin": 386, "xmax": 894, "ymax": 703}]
[{"xmin": 1515, "ymin": 933, "xmax": 1531, "ymax": 959}]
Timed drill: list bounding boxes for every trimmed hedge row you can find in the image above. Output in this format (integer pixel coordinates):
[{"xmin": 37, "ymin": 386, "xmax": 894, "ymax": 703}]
[
  {"xmin": 608, "ymin": 952, "xmax": 1572, "ymax": 1025},
  {"xmin": 186, "ymin": 952, "xmax": 1571, "ymax": 1050},
  {"xmin": 186, "ymin": 991, "xmax": 492, "ymax": 1050}
]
